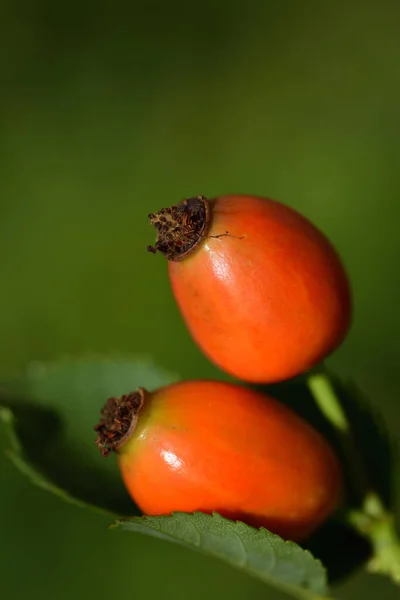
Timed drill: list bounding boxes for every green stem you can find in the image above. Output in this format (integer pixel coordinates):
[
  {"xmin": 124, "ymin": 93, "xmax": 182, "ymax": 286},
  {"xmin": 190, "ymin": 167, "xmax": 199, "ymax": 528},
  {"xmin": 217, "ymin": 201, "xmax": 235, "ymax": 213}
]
[
  {"xmin": 348, "ymin": 493, "xmax": 400, "ymax": 584},
  {"xmin": 307, "ymin": 373, "xmax": 369, "ymax": 505},
  {"xmin": 307, "ymin": 374, "xmax": 400, "ymax": 587},
  {"xmin": 307, "ymin": 374, "xmax": 349, "ymax": 433}
]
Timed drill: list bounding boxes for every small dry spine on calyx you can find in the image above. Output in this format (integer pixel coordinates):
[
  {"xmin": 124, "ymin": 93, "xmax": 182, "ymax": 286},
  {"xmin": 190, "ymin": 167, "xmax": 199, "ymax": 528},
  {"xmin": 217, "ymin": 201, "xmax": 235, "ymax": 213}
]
[
  {"xmin": 147, "ymin": 195, "xmax": 211, "ymax": 261},
  {"xmin": 94, "ymin": 389, "xmax": 146, "ymax": 457}
]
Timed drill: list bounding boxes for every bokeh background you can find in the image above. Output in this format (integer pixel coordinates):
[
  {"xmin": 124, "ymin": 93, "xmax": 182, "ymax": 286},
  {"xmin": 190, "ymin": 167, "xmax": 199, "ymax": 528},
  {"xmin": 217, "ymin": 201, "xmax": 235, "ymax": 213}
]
[{"xmin": 1, "ymin": 1, "xmax": 400, "ymax": 598}]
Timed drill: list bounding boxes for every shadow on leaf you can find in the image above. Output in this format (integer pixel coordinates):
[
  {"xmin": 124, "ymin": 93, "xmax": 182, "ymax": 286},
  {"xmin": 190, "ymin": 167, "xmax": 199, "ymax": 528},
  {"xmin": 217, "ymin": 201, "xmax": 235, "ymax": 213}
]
[{"xmin": 0, "ymin": 397, "xmax": 140, "ymax": 517}]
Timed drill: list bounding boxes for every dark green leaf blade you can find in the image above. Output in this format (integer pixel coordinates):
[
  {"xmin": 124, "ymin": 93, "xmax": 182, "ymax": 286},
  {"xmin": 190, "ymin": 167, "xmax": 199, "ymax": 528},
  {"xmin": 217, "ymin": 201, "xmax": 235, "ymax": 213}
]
[
  {"xmin": 0, "ymin": 405, "xmax": 112, "ymax": 515},
  {"xmin": 115, "ymin": 512, "xmax": 331, "ymax": 600},
  {"xmin": 0, "ymin": 356, "xmax": 178, "ymax": 515}
]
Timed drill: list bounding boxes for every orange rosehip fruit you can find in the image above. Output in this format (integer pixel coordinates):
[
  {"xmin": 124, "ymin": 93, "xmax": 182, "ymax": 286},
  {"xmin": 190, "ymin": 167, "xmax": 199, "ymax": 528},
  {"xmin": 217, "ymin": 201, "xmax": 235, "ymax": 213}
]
[
  {"xmin": 147, "ymin": 195, "xmax": 352, "ymax": 383},
  {"xmin": 95, "ymin": 380, "xmax": 342, "ymax": 541}
]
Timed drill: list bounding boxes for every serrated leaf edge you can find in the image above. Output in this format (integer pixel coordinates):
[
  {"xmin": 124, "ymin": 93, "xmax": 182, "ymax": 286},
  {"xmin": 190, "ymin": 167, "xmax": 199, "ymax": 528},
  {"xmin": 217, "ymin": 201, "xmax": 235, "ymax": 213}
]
[{"xmin": 113, "ymin": 511, "xmax": 333, "ymax": 600}]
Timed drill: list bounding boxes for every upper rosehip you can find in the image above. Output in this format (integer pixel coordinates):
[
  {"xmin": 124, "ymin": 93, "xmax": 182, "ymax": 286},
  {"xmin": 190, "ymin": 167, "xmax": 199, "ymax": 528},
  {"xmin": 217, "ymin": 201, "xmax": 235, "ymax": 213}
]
[{"xmin": 148, "ymin": 195, "xmax": 352, "ymax": 383}]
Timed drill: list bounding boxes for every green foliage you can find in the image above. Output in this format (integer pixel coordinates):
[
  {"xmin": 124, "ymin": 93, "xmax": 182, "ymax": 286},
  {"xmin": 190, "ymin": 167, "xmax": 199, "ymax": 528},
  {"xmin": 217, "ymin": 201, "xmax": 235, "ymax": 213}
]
[{"xmin": 115, "ymin": 512, "xmax": 329, "ymax": 600}]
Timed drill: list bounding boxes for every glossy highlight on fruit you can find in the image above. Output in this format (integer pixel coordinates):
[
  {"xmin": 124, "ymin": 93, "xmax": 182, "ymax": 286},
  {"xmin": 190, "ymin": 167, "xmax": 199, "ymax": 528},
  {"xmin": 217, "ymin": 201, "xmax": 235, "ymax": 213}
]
[
  {"xmin": 147, "ymin": 195, "xmax": 352, "ymax": 383},
  {"xmin": 94, "ymin": 380, "xmax": 343, "ymax": 541}
]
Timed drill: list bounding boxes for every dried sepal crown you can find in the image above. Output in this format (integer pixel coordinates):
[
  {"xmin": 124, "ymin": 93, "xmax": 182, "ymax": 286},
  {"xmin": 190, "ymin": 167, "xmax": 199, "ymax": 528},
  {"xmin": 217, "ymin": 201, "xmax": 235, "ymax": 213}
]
[
  {"xmin": 94, "ymin": 390, "xmax": 145, "ymax": 457},
  {"xmin": 147, "ymin": 195, "xmax": 211, "ymax": 261}
]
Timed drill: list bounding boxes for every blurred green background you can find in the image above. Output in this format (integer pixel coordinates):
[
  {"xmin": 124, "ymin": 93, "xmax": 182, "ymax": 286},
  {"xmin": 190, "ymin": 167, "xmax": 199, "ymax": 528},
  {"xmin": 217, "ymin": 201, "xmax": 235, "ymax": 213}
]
[{"xmin": 1, "ymin": 1, "xmax": 400, "ymax": 598}]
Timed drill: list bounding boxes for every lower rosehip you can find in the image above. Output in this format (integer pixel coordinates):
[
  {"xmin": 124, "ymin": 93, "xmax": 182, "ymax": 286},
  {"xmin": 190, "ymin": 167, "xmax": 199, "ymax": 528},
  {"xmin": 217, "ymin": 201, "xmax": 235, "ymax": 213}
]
[{"xmin": 95, "ymin": 380, "xmax": 342, "ymax": 541}]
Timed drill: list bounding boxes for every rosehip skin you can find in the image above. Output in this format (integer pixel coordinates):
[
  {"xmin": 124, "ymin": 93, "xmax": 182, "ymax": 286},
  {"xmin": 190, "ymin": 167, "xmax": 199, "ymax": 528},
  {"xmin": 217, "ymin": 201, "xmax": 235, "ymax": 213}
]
[
  {"xmin": 116, "ymin": 380, "xmax": 342, "ymax": 542},
  {"xmin": 166, "ymin": 195, "xmax": 352, "ymax": 383}
]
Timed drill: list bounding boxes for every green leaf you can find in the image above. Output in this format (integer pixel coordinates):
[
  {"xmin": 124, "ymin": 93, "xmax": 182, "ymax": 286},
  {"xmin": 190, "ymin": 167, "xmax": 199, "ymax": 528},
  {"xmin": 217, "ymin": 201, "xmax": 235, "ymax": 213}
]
[
  {"xmin": 0, "ymin": 356, "xmax": 178, "ymax": 515},
  {"xmin": 115, "ymin": 512, "xmax": 331, "ymax": 600},
  {"xmin": 0, "ymin": 405, "xmax": 111, "ymax": 515}
]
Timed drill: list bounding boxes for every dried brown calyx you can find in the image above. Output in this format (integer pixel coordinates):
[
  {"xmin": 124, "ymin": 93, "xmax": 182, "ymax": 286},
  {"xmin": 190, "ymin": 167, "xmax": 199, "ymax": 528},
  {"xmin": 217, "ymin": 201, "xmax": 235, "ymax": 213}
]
[
  {"xmin": 94, "ymin": 389, "xmax": 145, "ymax": 457},
  {"xmin": 147, "ymin": 195, "xmax": 211, "ymax": 261}
]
